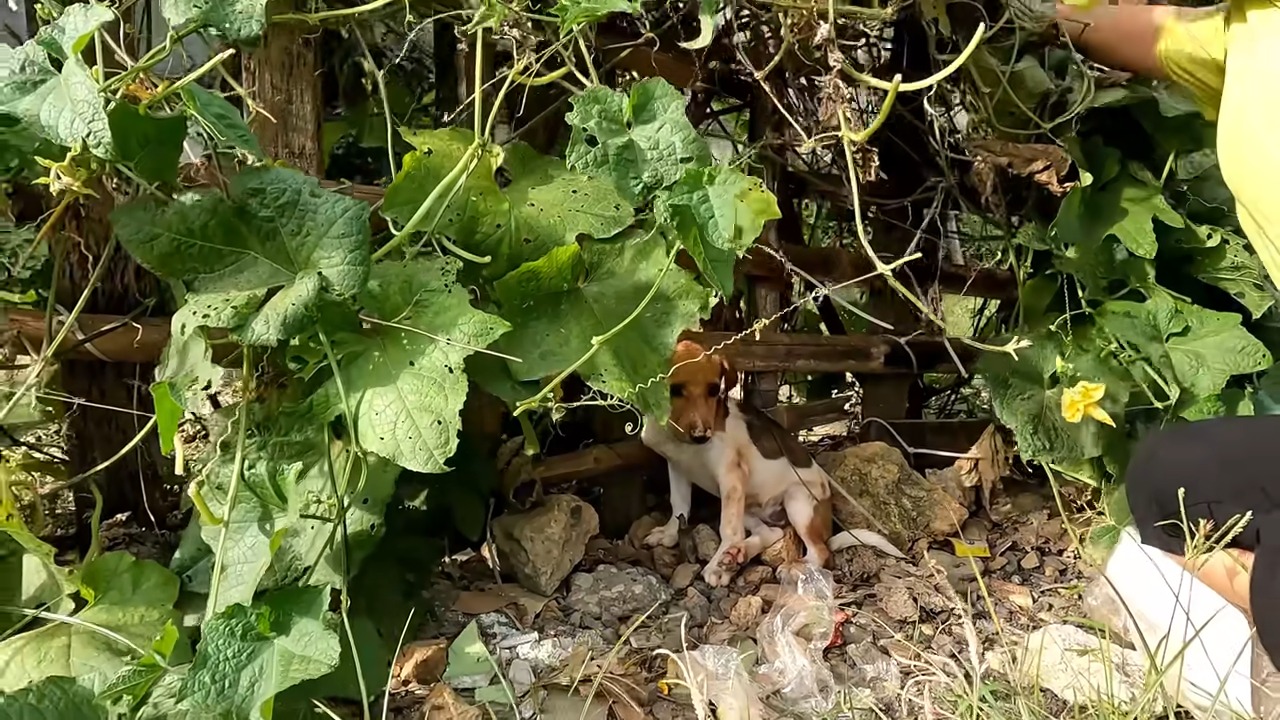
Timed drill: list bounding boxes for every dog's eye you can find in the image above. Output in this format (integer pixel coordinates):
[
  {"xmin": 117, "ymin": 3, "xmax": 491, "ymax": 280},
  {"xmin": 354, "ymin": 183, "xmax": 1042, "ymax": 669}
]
[
  {"xmin": 669, "ymin": 383, "xmax": 683, "ymax": 398},
  {"xmin": 707, "ymin": 382, "xmax": 720, "ymax": 396}
]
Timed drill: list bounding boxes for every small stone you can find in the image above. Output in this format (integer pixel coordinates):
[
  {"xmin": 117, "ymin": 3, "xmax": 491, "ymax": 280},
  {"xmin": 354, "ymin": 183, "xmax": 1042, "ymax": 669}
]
[
  {"xmin": 757, "ymin": 583, "xmax": 781, "ymax": 606},
  {"xmin": 653, "ymin": 546, "xmax": 680, "ymax": 580},
  {"xmin": 961, "ymin": 517, "xmax": 991, "ymax": 543},
  {"xmin": 761, "ymin": 527, "xmax": 804, "ymax": 568},
  {"xmin": 988, "ymin": 555, "xmax": 1010, "ymax": 572},
  {"xmin": 679, "ymin": 587, "xmax": 711, "ymax": 627},
  {"xmin": 926, "ymin": 549, "xmax": 979, "ymax": 591},
  {"xmin": 692, "ymin": 524, "xmax": 720, "ymax": 562},
  {"xmin": 738, "ymin": 565, "xmax": 774, "ymax": 589},
  {"xmin": 730, "ymin": 595, "xmax": 764, "ymax": 627},
  {"xmin": 628, "ymin": 515, "xmax": 661, "ymax": 549},
  {"xmin": 492, "ymin": 494, "xmax": 600, "ymax": 595},
  {"xmin": 1021, "ymin": 551, "xmax": 1042, "ymax": 570},
  {"xmin": 670, "ymin": 563, "xmax": 700, "ymax": 591},
  {"xmin": 507, "ymin": 658, "xmax": 536, "ymax": 697},
  {"xmin": 876, "ymin": 584, "xmax": 919, "ymax": 622},
  {"xmin": 392, "ymin": 639, "xmax": 448, "ymax": 685},
  {"xmin": 1042, "ymin": 555, "xmax": 1067, "ymax": 576},
  {"xmin": 564, "ymin": 565, "xmax": 673, "ymax": 623}
]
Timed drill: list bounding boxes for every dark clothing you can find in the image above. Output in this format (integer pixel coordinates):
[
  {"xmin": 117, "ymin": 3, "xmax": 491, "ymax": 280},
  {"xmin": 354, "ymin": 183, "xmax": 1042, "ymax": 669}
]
[{"xmin": 1125, "ymin": 415, "xmax": 1280, "ymax": 666}]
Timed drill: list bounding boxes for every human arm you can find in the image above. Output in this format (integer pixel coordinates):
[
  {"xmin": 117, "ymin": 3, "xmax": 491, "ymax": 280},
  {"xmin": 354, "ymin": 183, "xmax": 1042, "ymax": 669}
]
[{"xmin": 1053, "ymin": 3, "xmax": 1192, "ymax": 79}]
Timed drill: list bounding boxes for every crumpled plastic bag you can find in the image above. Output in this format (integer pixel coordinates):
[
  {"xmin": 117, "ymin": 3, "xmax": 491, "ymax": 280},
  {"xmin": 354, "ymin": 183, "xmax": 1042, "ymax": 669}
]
[
  {"xmin": 662, "ymin": 644, "xmax": 766, "ymax": 719},
  {"xmin": 754, "ymin": 563, "xmax": 839, "ymax": 715}
]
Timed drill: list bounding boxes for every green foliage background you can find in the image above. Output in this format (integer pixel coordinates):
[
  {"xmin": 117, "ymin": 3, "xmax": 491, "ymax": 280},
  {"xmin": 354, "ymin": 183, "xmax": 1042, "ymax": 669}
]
[{"xmin": 0, "ymin": 0, "xmax": 1275, "ymax": 716}]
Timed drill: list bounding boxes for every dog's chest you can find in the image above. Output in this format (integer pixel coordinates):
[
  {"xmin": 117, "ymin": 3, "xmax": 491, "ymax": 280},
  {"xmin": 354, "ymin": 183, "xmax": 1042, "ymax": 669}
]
[{"xmin": 642, "ymin": 405, "xmax": 824, "ymax": 503}]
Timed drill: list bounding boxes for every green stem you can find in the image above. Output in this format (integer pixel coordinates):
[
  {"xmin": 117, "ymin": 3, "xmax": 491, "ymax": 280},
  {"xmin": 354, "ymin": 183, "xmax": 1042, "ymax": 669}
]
[
  {"xmin": 322, "ymin": 429, "xmax": 371, "ymax": 720},
  {"xmin": 142, "ymin": 48, "xmax": 237, "ymax": 110},
  {"xmin": 86, "ymin": 483, "xmax": 103, "ymax": 563},
  {"xmin": 370, "ymin": 142, "xmax": 485, "ymax": 262},
  {"xmin": 514, "ymin": 244, "xmax": 680, "ymax": 417},
  {"xmin": 842, "ymin": 22, "xmax": 985, "ymax": 92},
  {"xmin": 38, "ymin": 417, "xmax": 158, "ymax": 497},
  {"xmin": 102, "ymin": 25, "xmax": 201, "ymax": 94},
  {"xmin": 274, "ymin": 0, "xmax": 401, "ymax": 22},
  {"xmin": 318, "ymin": 326, "xmax": 359, "ymax": 451},
  {"xmin": 354, "ymin": 27, "xmax": 399, "ymax": 178},
  {"xmin": 207, "ymin": 351, "xmax": 253, "ymax": 616},
  {"xmin": 0, "ymin": 236, "xmax": 117, "ymax": 425}
]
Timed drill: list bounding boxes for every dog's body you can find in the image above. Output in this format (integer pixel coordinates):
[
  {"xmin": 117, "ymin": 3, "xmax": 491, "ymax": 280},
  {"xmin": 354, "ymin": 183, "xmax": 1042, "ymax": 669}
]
[{"xmin": 640, "ymin": 340, "xmax": 835, "ymax": 587}]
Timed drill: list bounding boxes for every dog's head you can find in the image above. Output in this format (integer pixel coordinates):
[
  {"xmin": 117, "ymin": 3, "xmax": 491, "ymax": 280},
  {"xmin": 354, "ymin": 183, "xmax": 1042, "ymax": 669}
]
[{"xmin": 667, "ymin": 340, "xmax": 737, "ymax": 444}]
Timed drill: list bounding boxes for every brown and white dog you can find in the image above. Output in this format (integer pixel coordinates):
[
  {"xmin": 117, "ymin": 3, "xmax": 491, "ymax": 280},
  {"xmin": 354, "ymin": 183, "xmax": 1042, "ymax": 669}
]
[{"xmin": 642, "ymin": 340, "xmax": 900, "ymax": 587}]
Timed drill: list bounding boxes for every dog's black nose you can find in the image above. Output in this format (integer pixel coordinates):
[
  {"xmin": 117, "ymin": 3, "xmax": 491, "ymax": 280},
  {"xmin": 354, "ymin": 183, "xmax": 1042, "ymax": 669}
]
[{"xmin": 691, "ymin": 434, "xmax": 710, "ymax": 445}]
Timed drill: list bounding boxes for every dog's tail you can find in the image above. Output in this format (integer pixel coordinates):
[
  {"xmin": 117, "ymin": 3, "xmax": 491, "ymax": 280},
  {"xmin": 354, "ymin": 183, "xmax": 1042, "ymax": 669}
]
[{"xmin": 828, "ymin": 529, "xmax": 906, "ymax": 559}]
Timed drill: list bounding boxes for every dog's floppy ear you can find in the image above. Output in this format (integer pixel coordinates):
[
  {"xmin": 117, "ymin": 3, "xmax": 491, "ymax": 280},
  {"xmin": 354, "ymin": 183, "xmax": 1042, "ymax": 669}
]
[{"xmin": 719, "ymin": 355, "xmax": 738, "ymax": 396}]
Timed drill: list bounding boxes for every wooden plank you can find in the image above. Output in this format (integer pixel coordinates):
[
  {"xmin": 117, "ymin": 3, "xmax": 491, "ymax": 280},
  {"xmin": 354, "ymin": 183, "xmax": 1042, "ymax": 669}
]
[
  {"xmin": 2, "ymin": 310, "xmax": 983, "ymax": 374},
  {"xmin": 521, "ymin": 410, "xmax": 990, "ymax": 487},
  {"xmin": 681, "ymin": 331, "xmax": 981, "ymax": 374},
  {"xmin": 242, "ymin": 1, "xmax": 324, "ymax": 175}
]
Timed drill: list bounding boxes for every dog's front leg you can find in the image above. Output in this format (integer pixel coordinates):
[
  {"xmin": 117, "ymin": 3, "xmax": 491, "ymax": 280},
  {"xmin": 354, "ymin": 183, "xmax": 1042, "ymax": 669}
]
[
  {"xmin": 644, "ymin": 464, "xmax": 692, "ymax": 548},
  {"xmin": 703, "ymin": 452, "xmax": 749, "ymax": 587}
]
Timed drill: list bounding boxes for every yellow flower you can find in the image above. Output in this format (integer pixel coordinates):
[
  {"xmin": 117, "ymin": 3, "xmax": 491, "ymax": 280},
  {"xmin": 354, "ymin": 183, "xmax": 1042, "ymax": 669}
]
[{"xmin": 1061, "ymin": 381, "xmax": 1116, "ymax": 427}]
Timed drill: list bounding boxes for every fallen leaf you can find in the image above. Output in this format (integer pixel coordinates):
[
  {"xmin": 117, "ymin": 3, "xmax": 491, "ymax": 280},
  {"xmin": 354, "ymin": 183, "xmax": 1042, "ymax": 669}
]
[
  {"xmin": 442, "ymin": 621, "xmax": 496, "ymax": 690},
  {"xmin": 393, "ymin": 639, "xmax": 450, "ymax": 686},
  {"xmin": 989, "ymin": 578, "xmax": 1034, "ymax": 611},
  {"xmin": 969, "ymin": 139, "xmax": 1075, "ymax": 196},
  {"xmin": 954, "ymin": 424, "xmax": 1011, "ymax": 510},
  {"xmin": 423, "ymin": 682, "xmax": 483, "ymax": 720},
  {"xmin": 453, "ymin": 583, "xmax": 553, "ymax": 623}
]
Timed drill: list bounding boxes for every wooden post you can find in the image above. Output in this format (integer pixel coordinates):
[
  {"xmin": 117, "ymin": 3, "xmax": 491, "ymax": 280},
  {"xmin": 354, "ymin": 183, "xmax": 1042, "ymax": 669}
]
[
  {"xmin": 743, "ymin": 91, "xmax": 787, "ymax": 410},
  {"xmin": 242, "ymin": 1, "xmax": 324, "ymax": 175}
]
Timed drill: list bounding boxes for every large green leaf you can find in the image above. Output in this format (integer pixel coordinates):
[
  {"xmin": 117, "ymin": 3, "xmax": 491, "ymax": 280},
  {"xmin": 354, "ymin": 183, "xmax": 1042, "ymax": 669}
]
[
  {"xmin": 0, "ymin": 509, "xmax": 71, "ymax": 635},
  {"xmin": 1190, "ymin": 231, "xmax": 1275, "ymax": 319},
  {"xmin": 657, "ymin": 166, "xmax": 780, "ymax": 295},
  {"xmin": 334, "ymin": 257, "xmax": 509, "ymax": 474},
  {"xmin": 190, "ymin": 405, "xmax": 400, "ymax": 613},
  {"xmin": 565, "ymin": 78, "xmax": 711, "ymax": 204},
  {"xmin": 0, "ymin": 676, "xmax": 107, "ymax": 719},
  {"xmin": 159, "ymin": 0, "xmax": 268, "ymax": 42},
  {"xmin": 113, "ymin": 167, "xmax": 371, "ymax": 346},
  {"xmin": 982, "ymin": 332, "xmax": 1129, "ymax": 466},
  {"xmin": 382, "ymin": 129, "xmax": 633, "ymax": 279},
  {"xmin": 0, "ymin": 45, "xmax": 112, "ymax": 158},
  {"xmin": 1097, "ymin": 294, "xmax": 1271, "ymax": 403},
  {"xmin": 551, "ymin": 0, "xmax": 641, "ymax": 33},
  {"xmin": 492, "ymin": 234, "xmax": 715, "ymax": 419},
  {"xmin": 107, "ymin": 104, "xmax": 187, "ymax": 186},
  {"xmin": 1051, "ymin": 171, "xmax": 1183, "ymax": 261},
  {"xmin": 179, "ymin": 587, "xmax": 340, "ymax": 720},
  {"xmin": 0, "ymin": 552, "xmax": 178, "ymax": 694},
  {"xmin": 35, "ymin": 3, "xmax": 113, "ymax": 60},
  {"xmin": 181, "ymin": 85, "xmax": 262, "ymax": 157}
]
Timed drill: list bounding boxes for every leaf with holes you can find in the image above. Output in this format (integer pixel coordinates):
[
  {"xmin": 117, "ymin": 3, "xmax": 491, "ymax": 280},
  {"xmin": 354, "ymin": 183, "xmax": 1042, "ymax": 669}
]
[
  {"xmin": 565, "ymin": 78, "xmax": 712, "ymax": 204},
  {"xmin": 657, "ymin": 166, "xmax": 780, "ymax": 294},
  {"xmin": 0, "ymin": 552, "xmax": 178, "ymax": 694},
  {"xmin": 492, "ymin": 234, "xmax": 715, "ymax": 419},
  {"xmin": 159, "ymin": 0, "xmax": 268, "ymax": 42},
  {"xmin": 1191, "ymin": 231, "xmax": 1275, "ymax": 319},
  {"xmin": 179, "ymin": 586, "xmax": 339, "ymax": 719},
  {"xmin": 333, "ymin": 257, "xmax": 510, "ymax": 474},
  {"xmin": 113, "ymin": 166, "xmax": 371, "ymax": 346},
  {"xmin": 381, "ymin": 129, "xmax": 633, "ymax": 279},
  {"xmin": 189, "ymin": 402, "xmax": 398, "ymax": 612}
]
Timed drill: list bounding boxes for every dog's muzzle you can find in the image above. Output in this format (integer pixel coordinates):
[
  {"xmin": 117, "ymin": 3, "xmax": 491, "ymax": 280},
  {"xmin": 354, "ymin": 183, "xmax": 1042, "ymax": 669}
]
[{"xmin": 690, "ymin": 430, "xmax": 711, "ymax": 445}]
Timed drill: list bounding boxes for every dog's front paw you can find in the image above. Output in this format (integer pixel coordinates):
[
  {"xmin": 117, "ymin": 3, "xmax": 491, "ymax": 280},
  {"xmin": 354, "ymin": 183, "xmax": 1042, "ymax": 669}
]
[
  {"xmin": 643, "ymin": 522, "xmax": 679, "ymax": 548},
  {"xmin": 702, "ymin": 543, "xmax": 745, "ymax": 587}
]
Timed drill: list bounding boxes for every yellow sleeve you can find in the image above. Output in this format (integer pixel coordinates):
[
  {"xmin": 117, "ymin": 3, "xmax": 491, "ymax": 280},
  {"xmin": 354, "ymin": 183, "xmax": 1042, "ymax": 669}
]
[{"xmin": 1156, "ymin": 6, "xmax": 1229, "ymax": 120}]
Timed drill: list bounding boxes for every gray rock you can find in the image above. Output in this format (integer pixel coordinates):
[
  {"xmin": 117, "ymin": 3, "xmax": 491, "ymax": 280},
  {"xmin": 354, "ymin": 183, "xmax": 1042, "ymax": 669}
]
[
  {"xmin": 818, "ymin": 442, "xmax": 969, "ymax": 547},
  {"xmin": 507, "ymin": 658, "xmax": 535, "ymax": 696},
  {"xmin": 926, "ymin": 549, "xmax": 979, "ymax": 591},
  {"xmin": 678, "ymin": 587, "xmax": 711, "ymax": 627},
  {"xmin": 492, "ymin": 494, "xmax": 599, "ymax": 596},
  {"xmin": 564, "ymin": 564, "xmax": 673, "ymax": 623},
  {"xmin": 670, "ymin": 563, "xmax": 700, "ymax": 591},
  {"xmin": 692, "ymin": 524, "xmax": 720, "ymax": 562}
]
